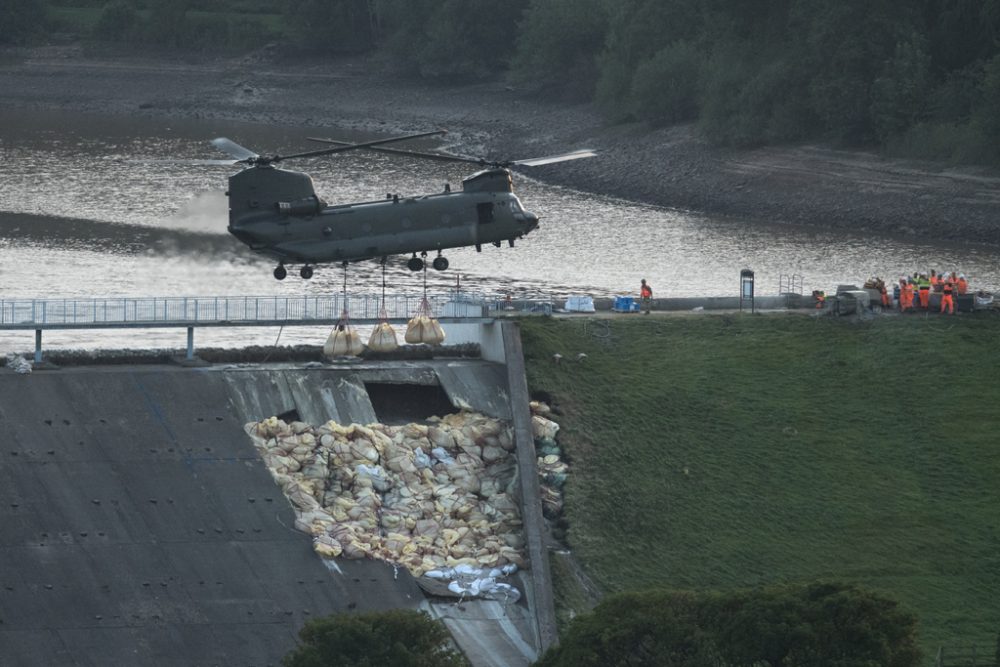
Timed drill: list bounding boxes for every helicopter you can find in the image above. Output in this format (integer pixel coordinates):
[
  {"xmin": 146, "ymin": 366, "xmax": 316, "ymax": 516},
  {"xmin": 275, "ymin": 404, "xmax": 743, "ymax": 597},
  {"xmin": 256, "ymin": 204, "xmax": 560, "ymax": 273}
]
[{"xmin": 207, "ymin": 130, "xmax": 596, "ymax": 279}]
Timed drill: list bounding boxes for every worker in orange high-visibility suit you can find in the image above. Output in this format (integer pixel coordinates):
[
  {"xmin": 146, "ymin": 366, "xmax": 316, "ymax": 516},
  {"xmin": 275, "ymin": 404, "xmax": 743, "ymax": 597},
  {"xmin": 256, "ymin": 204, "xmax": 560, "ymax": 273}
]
[
  {"xmin": 899, "ymin": 278, "xmax": 913, "ymax": 312},
  {"xmin": 917, "ymin": 274, "xmax": 931, "ymax": 309},
  {"xmin": 880, "ymin": 282, "xmax": 890, "ymax": 308},
  {"xmin": 640, "ymin": 279, "xmax": 652, "ymax": 314},
  {"xmin": 941, "ymin": 280, "xmax": 955, "ymax": 314},
  {"xmin": 957, "ymin": 274, "xmax": 968, "ymax": 295}
]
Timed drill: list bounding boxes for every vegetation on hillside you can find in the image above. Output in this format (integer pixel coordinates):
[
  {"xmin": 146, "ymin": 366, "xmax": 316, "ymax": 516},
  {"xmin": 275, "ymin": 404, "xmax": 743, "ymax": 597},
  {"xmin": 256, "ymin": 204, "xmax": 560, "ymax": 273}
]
[
  {"xmin": 15, "ymin": 0, "xmax": 1000, "ymax": 163},
  {"xmin": 537, "ymin": 583, "xmax": 922, "ymax": 666},
  {"xmin": 518, "ymin": 314, "xmax": 1000, "ymax": 657},
  {"xmin": 281, "ymin": 609, "xmax": 467, "ymax": 667}
]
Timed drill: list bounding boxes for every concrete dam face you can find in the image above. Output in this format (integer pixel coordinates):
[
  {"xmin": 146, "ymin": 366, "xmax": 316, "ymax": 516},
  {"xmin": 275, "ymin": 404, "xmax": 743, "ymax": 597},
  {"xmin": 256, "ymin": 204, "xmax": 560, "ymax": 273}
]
[{"xmin": 0, "ymin": 358, "xmax": 531, "ymax": 666}]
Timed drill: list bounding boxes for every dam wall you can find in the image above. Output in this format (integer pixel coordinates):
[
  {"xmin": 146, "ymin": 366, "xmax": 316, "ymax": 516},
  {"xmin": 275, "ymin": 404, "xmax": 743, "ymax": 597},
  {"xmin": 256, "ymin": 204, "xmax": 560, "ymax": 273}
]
[{"xmin": 0, "ymin": 344, "xmax": 548, "ymax": 665}]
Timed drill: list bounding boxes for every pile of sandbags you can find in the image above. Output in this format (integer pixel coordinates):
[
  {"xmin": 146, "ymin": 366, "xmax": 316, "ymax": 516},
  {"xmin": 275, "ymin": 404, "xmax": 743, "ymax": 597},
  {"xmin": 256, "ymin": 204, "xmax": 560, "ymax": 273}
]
[
  {"xmin": 530, "ymin": 401, "xmax": 569, "ymax": 519},
  {"xmin": 323, "ymin": 324, "xmax": 364, "ymax": 358},
  {"xmin": 247, "ymin": 411, "xmax": 525, "ymax": 576}
]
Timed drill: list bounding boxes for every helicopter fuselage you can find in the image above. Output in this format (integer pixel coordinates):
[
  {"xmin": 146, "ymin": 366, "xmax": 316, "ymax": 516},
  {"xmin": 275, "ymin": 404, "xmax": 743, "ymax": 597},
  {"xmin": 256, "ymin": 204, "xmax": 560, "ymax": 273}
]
[{"xmin": 224, "ymin": 164, "xmax": 539, "ymax": 266}]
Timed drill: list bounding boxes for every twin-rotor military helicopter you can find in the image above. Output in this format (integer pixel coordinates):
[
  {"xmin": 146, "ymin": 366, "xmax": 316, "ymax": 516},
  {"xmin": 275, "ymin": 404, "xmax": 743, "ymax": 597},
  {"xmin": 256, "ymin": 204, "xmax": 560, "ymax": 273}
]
[{"xmin": 205, "ymin": 130, "xmax": 595, "ymax": 279}]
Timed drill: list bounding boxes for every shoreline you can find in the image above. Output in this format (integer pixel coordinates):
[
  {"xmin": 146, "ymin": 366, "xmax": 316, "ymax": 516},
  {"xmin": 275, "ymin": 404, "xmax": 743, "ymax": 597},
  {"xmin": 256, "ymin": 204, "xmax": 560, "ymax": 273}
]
[{"xmin": 2, "ymin": 45, "xmax": 1000, "ymax": 245}]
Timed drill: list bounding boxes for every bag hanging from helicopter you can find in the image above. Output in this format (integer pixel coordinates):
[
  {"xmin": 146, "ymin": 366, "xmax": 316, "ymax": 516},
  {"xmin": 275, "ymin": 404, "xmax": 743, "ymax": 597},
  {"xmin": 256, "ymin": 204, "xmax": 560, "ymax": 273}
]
[
  {"xmin": 405, "ymin": 297, "xmax": 446, "ymax": 346},
  {"xmin": 368, "ymin": 264, "xmax": 399, "ymax": 353},
  {"xmin": 324, "ymin": 321, "xmax": 365, "ymax": 358}
]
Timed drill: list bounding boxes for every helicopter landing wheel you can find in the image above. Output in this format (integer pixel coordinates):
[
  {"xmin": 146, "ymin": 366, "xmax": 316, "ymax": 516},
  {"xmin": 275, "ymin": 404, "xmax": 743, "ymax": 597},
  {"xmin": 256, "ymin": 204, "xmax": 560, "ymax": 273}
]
[
  {"xmin": 300, "ymin": 265, "xmax": 314, "ymax": 280},
  {"xmin": 432, "ymin": 256, "xmax": 449, "ymax": 271},
  {"xmin": 407, "ymin": 256, "xmax": 424, "ymax": 272},
  {"xmin": 274, "ymin": 265, "xmax": 287, "ymax": 281}
]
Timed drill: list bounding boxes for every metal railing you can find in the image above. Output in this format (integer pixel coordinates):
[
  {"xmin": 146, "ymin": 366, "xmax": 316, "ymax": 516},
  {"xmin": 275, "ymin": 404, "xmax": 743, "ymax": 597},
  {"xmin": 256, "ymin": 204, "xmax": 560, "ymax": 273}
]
[
  {"xmin": 0, "ymin": 293, "xmax": 489, "ymax": 329},
  {"xmin": 779, "ymin": 273, "xmax": 804, "ymax": 295},
  {"xmin": 935, "ymin": 645, "xmax": 998, "ymax": 667}
]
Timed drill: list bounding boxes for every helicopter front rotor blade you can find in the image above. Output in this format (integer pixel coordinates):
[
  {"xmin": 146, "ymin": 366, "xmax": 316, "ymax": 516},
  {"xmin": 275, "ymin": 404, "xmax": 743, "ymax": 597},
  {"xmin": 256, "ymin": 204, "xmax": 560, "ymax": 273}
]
[
  {"xmin": 307, "ymin": 137, "xmax": 480, "ymax": 164},
  {"xmin": 276, "ymin": 129, "xmax": 448, "ymax": 162},
  {"xmin": 211, "ymin": 137, "xmax": 260, "ymax": 162},
  {"xmin": 510, "ymin": 149, "xmax": 597, "ymax": 167},
  {"xmin": 129, "ymin": 158, "xmax": 241, "ymax": 166}
]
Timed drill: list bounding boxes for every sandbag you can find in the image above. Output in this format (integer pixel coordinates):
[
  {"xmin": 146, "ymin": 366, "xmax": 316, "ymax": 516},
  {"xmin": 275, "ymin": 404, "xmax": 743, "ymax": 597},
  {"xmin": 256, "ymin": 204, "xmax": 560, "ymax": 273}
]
[
  {"xmin": 323, "ymin": 327, "xmax": 365, "ymax": 358},
  {"xmin": 423, "ymin": 318, "xmax": 446, "ymax": 345},
  {"xmin": 368, "ymin": 322, "xmax": 399, "ymax": 352},
  {"xmin": 404, "ymin": 316, "xmax": 427, "ymax": 344},
  {"xmin": 404, "ymin": 315, "xmax": 446, "ymax": 345}
]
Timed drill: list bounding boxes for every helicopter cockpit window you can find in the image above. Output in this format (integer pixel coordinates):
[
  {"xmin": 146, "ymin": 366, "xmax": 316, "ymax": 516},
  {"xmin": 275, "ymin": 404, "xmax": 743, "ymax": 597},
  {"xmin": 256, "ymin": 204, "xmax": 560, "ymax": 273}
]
[{"xmin": 477, "ymin": 202, "xmax": 494, "ymax": 224}]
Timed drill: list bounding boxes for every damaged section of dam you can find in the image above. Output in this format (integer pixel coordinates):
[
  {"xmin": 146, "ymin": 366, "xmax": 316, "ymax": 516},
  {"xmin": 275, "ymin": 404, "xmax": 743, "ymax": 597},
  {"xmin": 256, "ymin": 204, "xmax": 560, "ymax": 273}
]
[{"xmin": 0, "ymin": 341, "xmax": 547, "ymax": 666}]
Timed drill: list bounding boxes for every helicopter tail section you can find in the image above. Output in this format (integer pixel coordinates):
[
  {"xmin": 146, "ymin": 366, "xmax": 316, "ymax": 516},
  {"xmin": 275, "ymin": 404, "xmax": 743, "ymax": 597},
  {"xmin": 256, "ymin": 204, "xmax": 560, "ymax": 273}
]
[{"xmin": 226, "ymin": 166, "xmax": 323, "ymax": 227}]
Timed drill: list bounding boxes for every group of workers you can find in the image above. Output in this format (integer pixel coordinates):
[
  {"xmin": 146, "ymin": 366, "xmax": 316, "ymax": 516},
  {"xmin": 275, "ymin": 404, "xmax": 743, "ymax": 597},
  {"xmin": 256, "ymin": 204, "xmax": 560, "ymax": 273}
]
[{"xmin": 880, "ymin": 270, "xmax": 969, "ymax": 314}]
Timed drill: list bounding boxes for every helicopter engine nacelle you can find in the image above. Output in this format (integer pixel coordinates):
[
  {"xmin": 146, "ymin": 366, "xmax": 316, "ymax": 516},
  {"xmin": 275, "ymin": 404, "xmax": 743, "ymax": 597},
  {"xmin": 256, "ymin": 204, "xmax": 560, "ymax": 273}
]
[
  {"xmin": 277, "ymin": 196, "xmax": 323, "ymax": 216},
  {"xmin": 226, "ymin": 165, "xmax": 323, "ymax": 224}
]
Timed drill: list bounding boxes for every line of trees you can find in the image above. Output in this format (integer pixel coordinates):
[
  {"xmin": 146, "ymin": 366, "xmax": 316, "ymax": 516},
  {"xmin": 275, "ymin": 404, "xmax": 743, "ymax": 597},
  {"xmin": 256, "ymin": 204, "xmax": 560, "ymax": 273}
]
[
  {"xmin": 536, "ymin": 582, "xmax": 923, "ymax": 667},
  {"xmin": 11, "ymin": 0, "xmax": 1000, "ymax": 163},
  {"xmin": 280, "ymin": 583, "xmax": 925, "ymax": 666}
]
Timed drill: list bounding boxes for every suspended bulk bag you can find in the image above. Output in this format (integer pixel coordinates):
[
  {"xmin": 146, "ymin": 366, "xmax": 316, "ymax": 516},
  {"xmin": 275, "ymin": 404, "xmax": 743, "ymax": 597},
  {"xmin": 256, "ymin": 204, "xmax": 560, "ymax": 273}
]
[
  {"xmin": 405, "ymin": 315, "xmax": 428, "ymax": 344},
  {"xmin": 424, "ymin": 318, "xmax": 446, "ymax": 345},
  {"xmin": 323, "ymin": 326, "xmax": 364, "ymax": 358},
  {"xmin": 368, "ymin": 322, "xmax": 399, "ymax": 352}
]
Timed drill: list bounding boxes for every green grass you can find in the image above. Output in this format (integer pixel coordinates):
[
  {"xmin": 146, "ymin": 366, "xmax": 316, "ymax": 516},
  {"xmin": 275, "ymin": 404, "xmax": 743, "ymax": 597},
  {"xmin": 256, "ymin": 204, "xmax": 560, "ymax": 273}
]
[{"xmin": 520, "ymin": 313, "xmax": 1000, "ymax": 659}]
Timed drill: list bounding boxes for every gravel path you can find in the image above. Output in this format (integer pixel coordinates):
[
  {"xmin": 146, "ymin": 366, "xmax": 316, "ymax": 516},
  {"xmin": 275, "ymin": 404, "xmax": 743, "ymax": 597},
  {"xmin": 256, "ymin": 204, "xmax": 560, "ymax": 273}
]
[{"xmin": 3, "ymin": 45, "xmax": 999, "ymax": 245}]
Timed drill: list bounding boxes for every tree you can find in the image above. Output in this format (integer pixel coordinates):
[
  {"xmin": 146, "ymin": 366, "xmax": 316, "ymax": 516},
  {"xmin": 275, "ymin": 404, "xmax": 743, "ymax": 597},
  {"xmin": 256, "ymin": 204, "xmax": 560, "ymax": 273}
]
[
  {"xmin": 870, "ymin": 32, "xmax": 932, "ymax": 142},
  {"xmin": 535, "ymin": 590, "xmax": 719, "ymax": 667},
  {"xmin": 93, "ymin": 0, "xmax": 141, "ymax": 44},
  {"xmin": 281, "ymin": 609, "xmax": 468, "ymax": 667},
  {"xmin": 971, "ymin": 53, "xmax": 1000, "ymax": 160},
  {"xmin": 630, "ymin": 41, "xmax": 702, "ymax": 127},
  {"xmin": 536, "ymin": 583, "xmax": 922, "ymax": 667},
  {"xmin": 375, "ymin": 0, "xmax": 529, "ymax": 79},
  {"xmin": 285, "ymin": 0, "xmax": 377, "ymax": 53},
  {"xmin": 0, "ymin": 0, "xmax": 46, "ymax": 45},
  {"xmin": 145, "ymin": 0, "xmax": 189, "ymax": 48}
]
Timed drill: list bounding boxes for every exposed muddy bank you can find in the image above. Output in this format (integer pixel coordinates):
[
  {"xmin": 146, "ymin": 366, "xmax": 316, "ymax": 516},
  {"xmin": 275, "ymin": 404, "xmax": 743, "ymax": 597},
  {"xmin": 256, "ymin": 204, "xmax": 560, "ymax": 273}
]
[{"xmin": 2, "ymin": 45, "xmax": 999, "ymax": 245}]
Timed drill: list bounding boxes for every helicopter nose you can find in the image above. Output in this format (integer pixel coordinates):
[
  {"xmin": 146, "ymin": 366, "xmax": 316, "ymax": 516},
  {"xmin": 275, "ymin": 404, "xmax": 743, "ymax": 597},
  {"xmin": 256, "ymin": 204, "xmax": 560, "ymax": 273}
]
[{"xmin": 519, "ymin": 211, "xmax": 539, "ymax": 233}]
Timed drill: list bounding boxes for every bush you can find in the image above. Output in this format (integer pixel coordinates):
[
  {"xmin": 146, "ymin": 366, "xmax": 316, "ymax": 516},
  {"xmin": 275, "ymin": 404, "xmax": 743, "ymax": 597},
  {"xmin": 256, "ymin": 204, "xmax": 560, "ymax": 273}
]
[
  {"xmin": 376, "ymin": 0, "xmax": 528, "ymax": 80},
  {"xmin": 0, "ymin": 0, "xmax": 46, "ymax": 45},
  {"xmin": 282, "ymin": 609, "xmax": 467, "ymax": 667},
  {"xmin": 284, "ymin": 0, "xmax": 375, "ymax": 53},
  {"xmin": 870, "ymin": 33, "xmax": 932, "ymax": 143},
  {"xmin": 972, "ymin": 53, "xmax": 1000, "ymax": 156},
  {"xmin": 537, "ymin": 583, "xmax": 922, "ymax": 667},
  {"xmin": 93, "ymin": 0, "xmax": 140, "ymax": 43},
  {"xmin": 508, "ymin": 0, "xmax": 609, "ymax": 100},
  {"xmin": 630, "ymin": 41, "xmax": 702, "ymax": 127}
]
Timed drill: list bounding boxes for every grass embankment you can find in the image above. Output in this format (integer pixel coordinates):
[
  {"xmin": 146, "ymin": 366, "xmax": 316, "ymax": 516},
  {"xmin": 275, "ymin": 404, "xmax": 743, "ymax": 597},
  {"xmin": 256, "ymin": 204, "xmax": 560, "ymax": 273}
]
[{"xmin": 520, "ymin": 313, "xmax": 1000, "ymax": 658}]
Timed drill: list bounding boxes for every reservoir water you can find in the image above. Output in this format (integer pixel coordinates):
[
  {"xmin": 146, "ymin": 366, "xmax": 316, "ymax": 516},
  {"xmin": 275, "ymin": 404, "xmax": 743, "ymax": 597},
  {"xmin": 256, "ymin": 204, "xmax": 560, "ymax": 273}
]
[{"xmin": 2, "ymin": 108, "xmax": 998, "ymax": 351}]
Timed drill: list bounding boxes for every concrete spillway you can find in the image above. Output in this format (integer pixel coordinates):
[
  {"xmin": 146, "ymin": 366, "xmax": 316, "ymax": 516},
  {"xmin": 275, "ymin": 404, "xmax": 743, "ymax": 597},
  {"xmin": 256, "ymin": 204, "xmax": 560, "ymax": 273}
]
[{"xmin": 0, "ymin": 350, "xmax": 541, "ymax": 666}]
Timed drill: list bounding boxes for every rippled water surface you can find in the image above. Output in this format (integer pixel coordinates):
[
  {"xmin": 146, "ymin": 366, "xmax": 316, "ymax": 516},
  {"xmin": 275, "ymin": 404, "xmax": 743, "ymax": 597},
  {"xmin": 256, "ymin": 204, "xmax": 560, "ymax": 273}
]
[{"xmin": 2, "ymin": 108, "xmax": 998, "ymax": 350}]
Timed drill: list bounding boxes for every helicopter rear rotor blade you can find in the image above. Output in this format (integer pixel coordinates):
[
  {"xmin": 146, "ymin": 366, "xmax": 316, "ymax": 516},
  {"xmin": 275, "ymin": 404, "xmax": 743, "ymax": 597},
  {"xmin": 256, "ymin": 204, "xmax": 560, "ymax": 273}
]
[
  {"xmin": 510, "ymin": 149, "xmax": 597, "ymax": 167},
  {"xmin": 211, "ymin": 137, "xmax": 260, "ymax": 162},
  {"xmin": 275, "ymin": 129, "xmax": 448, "ymax": 162}
]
